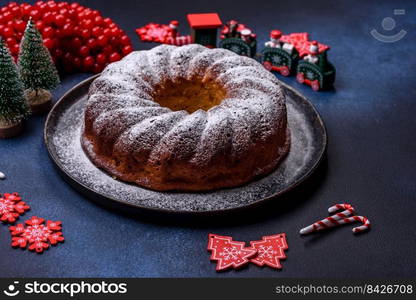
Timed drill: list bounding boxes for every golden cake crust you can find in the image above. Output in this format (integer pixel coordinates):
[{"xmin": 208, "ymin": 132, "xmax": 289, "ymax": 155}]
[{"xmin": 82, "ymin": 44, "xmax": 290, "ymax": 191}]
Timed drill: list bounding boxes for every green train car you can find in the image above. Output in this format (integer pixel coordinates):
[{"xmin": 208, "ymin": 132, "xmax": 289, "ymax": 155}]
[
  {"xmin": 296, "ymin": 51, "xmax": 336, "ymax": 91},
  {"xmin": 261, "ymin": 46, "xmax": 299, "ymax": 76},
  {"xmin": 219, "ymin": 37, "xmax": 256, "ymax": 57}
]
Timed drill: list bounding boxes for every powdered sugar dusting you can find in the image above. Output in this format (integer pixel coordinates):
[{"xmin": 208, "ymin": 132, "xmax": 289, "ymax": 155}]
[
  {"xmin": 86, "ymin": 44, "xmax": 288, "ymax": 169},
  {"xmin": 46, "ymin": 84, "xmax": 322, "ymax": 212}
]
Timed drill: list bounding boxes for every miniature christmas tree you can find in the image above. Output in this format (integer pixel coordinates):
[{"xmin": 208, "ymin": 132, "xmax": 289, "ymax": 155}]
[
  {"xmin": 18, "ymin": 19, "xmax": 60, "ymax": 114},
  {"xmin": 0, "ymin": 38, "xmax": 30, "ymax": 138}
]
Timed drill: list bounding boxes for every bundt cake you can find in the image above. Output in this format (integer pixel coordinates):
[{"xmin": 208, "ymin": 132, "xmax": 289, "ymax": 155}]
[{"xmin": 82, "ymin": 44, "xmax": 290, "ymax": 191}]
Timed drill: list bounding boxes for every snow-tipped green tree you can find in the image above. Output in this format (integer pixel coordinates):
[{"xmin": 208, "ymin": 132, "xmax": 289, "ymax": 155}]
[
  {"xmin": 0, "ymin": 38, "xmax": 30, "ymax": 126},
  {"xmin": 18, "ymin": 18, "xmax": 60, "ymax": 97}
]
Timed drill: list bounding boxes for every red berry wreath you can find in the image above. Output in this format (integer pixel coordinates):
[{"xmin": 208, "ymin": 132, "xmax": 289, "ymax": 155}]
[{"xmin": 0, "ymin": 1, "xmax": 133, "ymax": 74}]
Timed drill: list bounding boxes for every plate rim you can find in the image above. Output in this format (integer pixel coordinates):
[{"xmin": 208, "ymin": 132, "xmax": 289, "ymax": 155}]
[{"xmin": 44, "ymin": 74, "xmax": 327, "ymax": 215}]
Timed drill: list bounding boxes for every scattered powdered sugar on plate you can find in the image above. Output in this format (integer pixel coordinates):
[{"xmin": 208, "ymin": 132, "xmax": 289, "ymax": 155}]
[{"xmin": 46, "ymin": 81, "xmax": 325, "ymax": 213}]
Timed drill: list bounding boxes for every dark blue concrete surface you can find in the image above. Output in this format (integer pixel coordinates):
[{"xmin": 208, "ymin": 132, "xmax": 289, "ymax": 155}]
[{"xmin": 0, "ymin": 0, "xmax": 415, "ymax": 278}]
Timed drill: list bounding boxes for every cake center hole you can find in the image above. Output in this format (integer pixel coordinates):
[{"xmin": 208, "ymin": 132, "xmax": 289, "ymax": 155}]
[{"xmin": 152, "ymin": 79, "xmax": 226, "ymax": 113}]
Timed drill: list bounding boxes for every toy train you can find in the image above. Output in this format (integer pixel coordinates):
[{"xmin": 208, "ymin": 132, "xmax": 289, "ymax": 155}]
[
  {"xmin": 219, "ymin": 21, "xmax": 336, "ymax": 91},
  {"xmin": 136, "ymin": 13, "xmax": 335, "ymax": 91}
]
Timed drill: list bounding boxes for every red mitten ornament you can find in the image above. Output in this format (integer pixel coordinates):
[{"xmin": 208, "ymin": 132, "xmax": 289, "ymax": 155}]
[
  {"xmin": 250, "ymin": 233, "xmax": 288, "ymax": 269},
  {"xmin": 9, "ymin": 216, "xmax": 64, "ymax": 253},
  {"xmin": 0, "ymin": 193, "xmax": 30, "ymax": 223},
  {"xmin": 207, "ymin": 234, "xmax": 257, "ymax": 271}
]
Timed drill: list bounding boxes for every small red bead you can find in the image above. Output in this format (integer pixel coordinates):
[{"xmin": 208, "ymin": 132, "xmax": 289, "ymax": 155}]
[
  {"xmin": 68, "ymin": 9, "xmax": 77, "ymax": 19},
  {"xmin": 110, "ymin": 27, "xmax": 120, "ymax": 37},
  {"xmin": 13, "ymin": 20, "xmax": 26, "ymax": 32},
  {"xmin": 71, "ymin": 37, "xmax": 82, "ymax": 49},
  {"xmin": 2, "ymin": 26, "xmax": 14, "ymax": 38},
  {"xmin": 109, "ymin": 52, "xmax": 121, "ymax": 63},
  {"xmin": 6, "ymin": 37, "xmax": 16, "ymax": 47},
  {"xmin": 53, "ymin": 47, "xmax": 63, "ymax": 58},
  {"xmin": 72, "ymin": 56, "xmax": 82, "ymax": 68},
  {"xmin": 79, "ymin": 45, "xmax": 90, "ymax": 57},
  {"xmin": 47, "ymin": 2, "xmax": 58, "ymax": 12},
  {"xmin": 86, "ymin": 38, "xmax": 97, "ymax": 49},
  {"xmin": 38, "ymin": 3, "xmax": 47, "ymax": 13},
  {"xmin": 83, "ymin": 9, "xmax": 93, "ymax": 19},
  {"xmin": 91, "ymin": 10, "xmax": 100, "ymax": 18},
  {"xmin": 57, "ymin": 2, "xmax": 67, "ymax": 9},
  {"xmin": 83, "ymin": 55, "xmax": 95, "ymax": 67},
  {"xmin": 70, "ymin": 3, "xmax": 80, "ymax": 10},
  {"xmin": 82, "ymin": 19, "xmax": 93, "ymax": 30},
  {"xmin": 102, "ymin": 45, "xmax": 113, "ymax": 55},
  {"xmin": 62, "ymin": 23, "xmax": 73, "ymax": 36},
  {"xmin": 59, "ymin": 8, "xmax": 68, "ymax": 17},
  {"xmin": 109, "ymin": 36, "xmax": 118, "ymax": 45},
  {"xmin": 10, "ymin": 43, "xmax": 19, "ymax": 55},
  {"xmin": 21, "ymin": 5, "xmax": 32, "ymax": 16},
  {"xmin": 55, "ymin": 28, "xmax": 63, "ymax": 37},
  {"xmin": 42, "ymin": 26, "xmax": 54, "ymax": 38},
  {"xmin": 43, "ymin": 12, "xmax": 55, "ymax": 24},
  {"xmin": 73, "ymin": 25, "xmax": 80, "ymax": 34},
  {"xmin": 80, "ymin": 28, "xmax": 90, "ymax": 39},
  {"xmin": 43, "ymin": 37, "xmax": 54, "ymax": 49},
  {"xmin": 94, "ymin": 16, "xmax": 103, "ymax": 25},
  {"xmin": 96, "ymin": 53, "xmax": 107, "ymax": 64},
  {"xmin": 103, "ymin": 18, "xmax": 113, "ymax": 25},
  {"xmin": 122, "ymin": 45, "xmax": 133, "ymax": 55},
  {"xmin": 91, "ymin": 26, "xmax": 102, "ymax": 37},
  {"xmin": 63, "ymin": 51, "xmax": 73, "ymax": 61},
  {"xmin": 54, "ymin": 14, "xmax": 66, "ymax": 27},
  {"xmin": 35, "ymin": 20, "xmax": 45, "ymax": 31},
  {"xmin": 103, "ymin": 28, "xmax": 112, "ymax": 38},
  {"xmin": 2, "ymin": 11, "xmax": 13, "ymax": 22},
  {"xmin": 92, "ymin": 63, "xmax": 103, "ymax": 73},
  {"xmin": 120, "ymin": 35, "xmax": 130, "ymax": 46},
  {"xmin": 97, "ymin": 35, "xmax": 108, "ymax": 47},
  {"xmin": 10, "ymin": 6, "xmax": 21, "ymax": 18},
  {"xmin": 29, "ymin": 9, "xmax": 41, "ymax": 21}
]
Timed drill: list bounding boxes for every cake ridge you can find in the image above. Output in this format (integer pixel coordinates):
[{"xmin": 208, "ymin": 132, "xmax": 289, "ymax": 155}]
[
  {"xmin": 169, "ymin": 44, "xmax": 207, "ymax": 81},
  {"xmin": 149, "ymin": 109, "xmax": 208, "ymax": 162},
  {"xmin": 190, "ymin": 105, "xmax": 233, "ymax": 165}
]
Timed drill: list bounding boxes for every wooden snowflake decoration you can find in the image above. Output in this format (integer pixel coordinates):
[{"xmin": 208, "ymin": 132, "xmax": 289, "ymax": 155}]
[
  {"xmin": 0, "ymin": 193, "xmax": 30, "ymax": 224},
  {"xmin": 9, "ymin": 216, "xmax": 64, "ymax": 253}
]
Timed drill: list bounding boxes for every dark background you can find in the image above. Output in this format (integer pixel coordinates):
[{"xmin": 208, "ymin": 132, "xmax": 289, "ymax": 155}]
[{"xmin": 0, "ymin": 0, "xmax": 415, "ymax": 278}]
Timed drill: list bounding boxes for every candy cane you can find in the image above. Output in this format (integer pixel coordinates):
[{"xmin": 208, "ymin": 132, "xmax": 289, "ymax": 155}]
[
  {"xmin": 328, "ymin": 203, "xmax": 354, "ymax": 214},
  {"xmin": 337, "ymin": 216, "xmax": 371, "ymax": 233},
  {"xmin": 299, "ymin": 204, "xmax": 355, "ymax": 235}
]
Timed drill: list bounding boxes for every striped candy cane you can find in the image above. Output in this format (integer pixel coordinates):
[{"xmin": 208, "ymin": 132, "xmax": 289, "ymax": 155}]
[
  {"xmin": 300, "ymin": 203, "xmax": 356, "ymax": 235},
  {"xmin": 328, "ymin": 203, "xmax": 355, "ymax": 214},
  {"xmin": 337, "ymin": 216, "xmax": 371, "ymax": 233}
]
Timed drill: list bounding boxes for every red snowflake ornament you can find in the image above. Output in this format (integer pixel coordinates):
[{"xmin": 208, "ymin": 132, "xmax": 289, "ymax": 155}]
[
  {"xmin": 207, "ymin": 234, "xmax": 257, "ymax": 271},
  {"xmin": 135, "ymin": 22, "xmax": 192, "ymax": 46},
  {"xmin": 250, "ymin": 234, "xmax": 288, "ymax": 269},
  {"xmin": 280, "ymin": 33, "xmax": 329, "ymax": 57},
  {"xmin": 9, "ymin": 216, "xmax": 64, "ymax": 253},
  {"xmin": 0, "ymin": 193, "xmax": 30, "ymax": 224}
]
